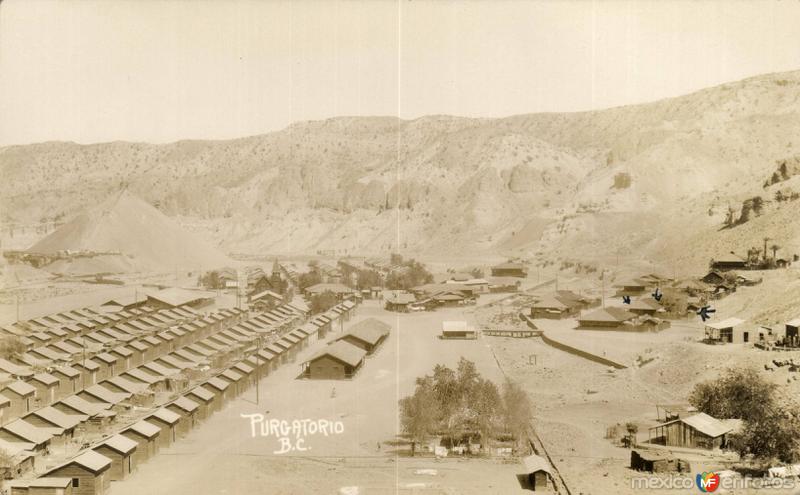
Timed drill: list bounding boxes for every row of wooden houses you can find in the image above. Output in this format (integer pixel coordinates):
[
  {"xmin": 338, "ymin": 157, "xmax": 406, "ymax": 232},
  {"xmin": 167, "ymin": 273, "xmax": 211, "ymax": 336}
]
[
  {"xmin": 0, "ymin": 299, "xmax": 309, "ymax": 459},
  {"xmin": 3, "ymin": 299, "xmax": 359, "ymax": 494},
  {"xmin": 301, "ymin": 318, "xmax": 390, "ymax": 379}
]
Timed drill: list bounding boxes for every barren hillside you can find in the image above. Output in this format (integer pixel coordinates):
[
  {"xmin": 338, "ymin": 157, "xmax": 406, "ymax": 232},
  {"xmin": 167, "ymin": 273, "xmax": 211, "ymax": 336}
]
[{"xmin": 2, "ymin": 70, "xmax": 800, "ymax": 271}]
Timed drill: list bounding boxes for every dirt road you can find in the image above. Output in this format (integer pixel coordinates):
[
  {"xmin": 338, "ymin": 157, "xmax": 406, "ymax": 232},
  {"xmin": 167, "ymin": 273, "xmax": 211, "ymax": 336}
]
[{"xmin": 110, "ymin": 300, "xmax": 525, "ymax": 495}]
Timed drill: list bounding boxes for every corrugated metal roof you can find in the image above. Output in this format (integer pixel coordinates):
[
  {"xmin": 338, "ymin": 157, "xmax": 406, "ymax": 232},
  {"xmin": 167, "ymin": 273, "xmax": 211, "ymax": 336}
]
[{"xmin": 681, "ymin": 412, "xmax": 734, "ymax": 438}]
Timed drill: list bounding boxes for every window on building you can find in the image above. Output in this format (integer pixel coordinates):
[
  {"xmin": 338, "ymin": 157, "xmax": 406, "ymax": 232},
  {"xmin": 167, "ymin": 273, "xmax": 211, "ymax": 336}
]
[{"xmin": 72, "ymin": 478, "xmax": 80, "ymax": 487}]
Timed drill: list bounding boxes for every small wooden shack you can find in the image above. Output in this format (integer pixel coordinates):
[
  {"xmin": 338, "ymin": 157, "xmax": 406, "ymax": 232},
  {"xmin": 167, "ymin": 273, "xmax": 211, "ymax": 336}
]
[
  {"xmin": 335, "ymin": 318, "xmax": 391, "ymax": 354},
  {"xmin": 521, "ymin": 454, "xmax": 552, "ymax": 491},
  {"xmin": 704, "ymin": 317, "xmax": 747, "ymax": 344},
  {"xmin": 165, "ymin": 397, "xmax": 200, "ymax": 437},
  {"xmin": 203, "ymin": 378, "xmax": 230, "ymax": 411},
  {"xmin": 146, "ymin": 409, "xmax": 180, "ymax": 449},
  {"xmin": 120, "ymin": 420, "xmax": 160, "ymax": 466},
  {"xmin": 441, "ymin": 321, "xmax": 478, "ymax": 340},
  {"xmin": 648, "ymin": 412, "xmax": 737, "ymax": 450},
  {"xmin": 43, "ymin": 450, "xmax": 112, "ymax": 495},
  {"xmin": 630, "ymin": 449, "xmax": 691, "ymax": 473},
  {"xmin": 302, "ymin": 341, "xmax": 367, "ymax": 379},
  {"xmin": 8, "ymin": 477, "xmax": 74, "ymax": 495},
  {"xmin": 92, "ymin": 434, "xmax": 137, "ymax": 481}
]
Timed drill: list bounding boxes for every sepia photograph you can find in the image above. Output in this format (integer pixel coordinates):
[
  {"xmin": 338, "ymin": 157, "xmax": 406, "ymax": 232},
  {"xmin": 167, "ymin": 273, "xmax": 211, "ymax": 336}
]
[{"xmin": 1, "ymin": 1, "xmax": 800, "ymax": 493}]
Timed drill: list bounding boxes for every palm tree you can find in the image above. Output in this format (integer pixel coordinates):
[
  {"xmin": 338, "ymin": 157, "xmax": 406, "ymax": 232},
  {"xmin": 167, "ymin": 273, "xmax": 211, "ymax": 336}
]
[{"xmin": 771, "ymin": 244, "xmax": 780, "ymax": 261}]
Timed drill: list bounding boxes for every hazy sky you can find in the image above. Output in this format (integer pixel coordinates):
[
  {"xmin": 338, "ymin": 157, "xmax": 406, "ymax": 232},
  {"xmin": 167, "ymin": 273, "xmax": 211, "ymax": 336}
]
[{"xmin": 1, "ymin": 0, "xmax": 799, "ymax": 146}]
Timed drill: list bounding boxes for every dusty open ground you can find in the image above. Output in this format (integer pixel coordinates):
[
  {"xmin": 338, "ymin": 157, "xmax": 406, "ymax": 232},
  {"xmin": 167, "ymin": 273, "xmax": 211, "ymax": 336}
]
[
  {"xmin": 5, "ymin": 267, "xmax": 800, "ymax": 495},
  {"xmin": 110, "ymin": 298, "xmax": 529, "ymax": 495},
  {"xmin": 480, "ymin": 271, "xmax": 800, "ymax": 495}
]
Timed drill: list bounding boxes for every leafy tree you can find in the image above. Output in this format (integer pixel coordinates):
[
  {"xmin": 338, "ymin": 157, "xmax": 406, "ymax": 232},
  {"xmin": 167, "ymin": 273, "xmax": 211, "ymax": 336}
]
[
  {"xmin": 752, "ymin": 196, "xmax": 764, "ymax": 216},
  {"xmin": 356, "ymin": 269, "xmax": 383, "ymax": 289},
  {"xmin": 625, "ymin": 422, "xmax": 639, "ymax": 448},
  {"xmin": 470, "ymin": 268, "xmax": 485, "ymax": 279},
  {"xmin": 0, "ymin": 448, "xmax": 14, "ymax": 473},
  {"xmin": 689, "ymin": 369, "xmax": 800, "ymax": 463},
  {"xmin": 298, "ymin": 270, "xmax": 322, "ymax": 290},
  {"xmin": 689, "ymin": 368, "xmax": 777, "ymax": 423},
  {"xmin": 723, "ymin": 205, "xmax": 736, "ymax": 227},
  {"xmin": 401, "ymin": 359, "xmax": 513, "ymax": 453},
  {"xmin": 309, "ymin": 291, "xmax": 337, "ymax": 314},
  {"xmin": 399, "ymin": 376, "xmax": 441, "ymax": 456},
  {"xmin": 471, "ymin": 378, "xmax": 501, "ymax": 450},
  {"xmin": 738, "ymin": 201, "xmax": 752, "ymax": 224},
  {"xmin": 200, "ymin": 270, "xmax": 224, "ymax": 289},
  {"xmin": 502, "ymin": 380, "xmax": 534, "ymax": 448},
  {"xmin": 746, "ymin": 247, "xmax": 761, "ymax": 265},
  {"xmin": 0, "ymin": 337, "xmax": 26, "ymax": 360},
  {"xmin": 431, "ymin": 364, "xmax": 460, "ymax": 441},
  {"xmin": 779, "ymin": 161, "xmax": 789, "ymax": 180},
  {"xmin": 385, "ymin": 259, "xmax": 433, "ymax": 290},
  {"xmin": 731, "ymin": 405, "xmax": 800, "ymax": 463}
]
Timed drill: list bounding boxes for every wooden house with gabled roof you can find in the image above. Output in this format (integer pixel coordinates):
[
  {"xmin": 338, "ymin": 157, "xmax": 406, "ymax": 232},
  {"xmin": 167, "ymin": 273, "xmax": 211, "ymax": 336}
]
[
  {"xmin": 121, "ymin": 420, "xmax": 160, "ymax": 466},
  {"xmin": 43, "ymin": 449, "xmax": 112, "ymax": 495},
  {"xmin": 92, "ymin": 434, "xmax": 137, "ymax": 481}
]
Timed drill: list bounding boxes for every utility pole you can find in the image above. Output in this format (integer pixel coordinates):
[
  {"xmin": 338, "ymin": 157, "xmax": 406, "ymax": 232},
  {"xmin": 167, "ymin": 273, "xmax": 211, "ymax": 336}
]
[
  {"xmin": 15, "ymin": 293, "xmax": 20, "ymax": 321},
  {"xmin": 601, "ymin": 270, "xmax": 605, "ymax": 308},
  {"xmin": 256, "ymin": 335, "xmax": 261, "ymax": 405},
  {"xmin": 82, "ymin": 336, "xmax": 87, "ymax": 390}
]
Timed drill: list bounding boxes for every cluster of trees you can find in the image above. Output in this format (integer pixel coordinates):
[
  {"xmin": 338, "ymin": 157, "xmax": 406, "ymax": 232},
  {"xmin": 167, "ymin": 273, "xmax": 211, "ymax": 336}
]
[
  {"xmin": 763, "ymin": 161, "xmax": 793, "ymax": 188},
  {"xmin": 0, "ymin": 337, "xmax": 26, "ymax": 361},
  {"xmin": 724, "ymin": 196, "xmax": 764, "ymax": 227},
  {"xmin": 385, "ymin": 258, "xmax": 433, "ymax": 290},
  {"xmin": 199, "ymin": 270, "xmax": 225, "ymax": 289},
  {"xmin": 399, "ymin": 358, "xmax": 533, "ymax": 456},
  {"xmin": 689, "ymin": 368, "xmax": 800, "ymax": 464},
  {"xmin": 558, "ymin": 260, "xmax": 598, "ymax": 274},
  {"xmin": 298, "ymin": 269, "xmax": 322, "ymax": 291},
  {"xmin": 338, "ymin": 262, "xmax": 384, "ymax": 290},
  {"xmin": 309, "ymin": 290, "xmax": 338, "ymax": 314},
  {"xmin": 774, "ymin": 189, "xmax": 800, "ymax": 202}
]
